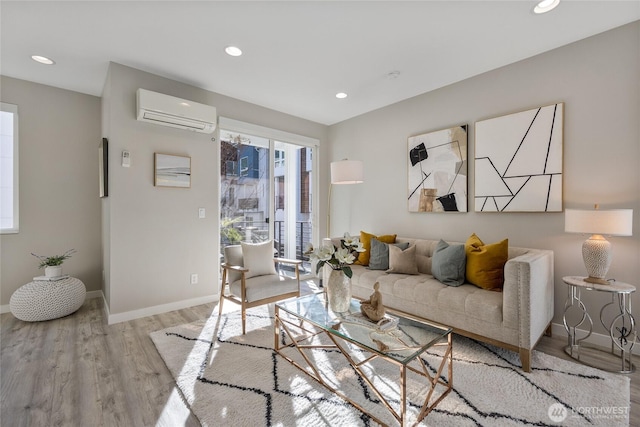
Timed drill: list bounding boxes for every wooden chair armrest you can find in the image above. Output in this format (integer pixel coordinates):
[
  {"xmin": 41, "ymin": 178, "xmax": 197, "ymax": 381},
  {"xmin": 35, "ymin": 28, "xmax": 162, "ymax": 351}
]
[
  {"xmin": 221, "ymin": 263, "xmax": 249, "ymax": 273},
  {"xmin": 274, "ymin": 257, "xmax": 303, "ymax": 265}
]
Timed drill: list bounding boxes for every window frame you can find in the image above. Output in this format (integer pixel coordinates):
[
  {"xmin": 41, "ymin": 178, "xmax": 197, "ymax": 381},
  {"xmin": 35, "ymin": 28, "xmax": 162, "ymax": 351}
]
[{"xmin": 1, "ymin": 102, "xmax": 19, "ymax": 234}]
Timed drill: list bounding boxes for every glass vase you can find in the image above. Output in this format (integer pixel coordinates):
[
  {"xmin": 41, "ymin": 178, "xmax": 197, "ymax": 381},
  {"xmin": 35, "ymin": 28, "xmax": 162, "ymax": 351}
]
[{"xmin": 327, "ymin": 269, "xmax": 351, "ymax": 313}]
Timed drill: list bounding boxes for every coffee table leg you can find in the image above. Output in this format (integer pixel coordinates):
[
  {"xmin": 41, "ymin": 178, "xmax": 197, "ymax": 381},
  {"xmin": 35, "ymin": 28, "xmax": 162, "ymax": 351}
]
[
  {"xmin": 400, "ymin": 364, "xmax": 407, "ymax": 426},
  {"xmin": 274, "ymin": 311, "xmax": 452, "ymax": 425}
]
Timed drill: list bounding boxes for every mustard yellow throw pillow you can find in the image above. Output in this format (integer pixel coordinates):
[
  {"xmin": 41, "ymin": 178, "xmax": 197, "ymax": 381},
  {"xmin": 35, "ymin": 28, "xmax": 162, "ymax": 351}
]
[
  {"xmin": 356, "ymin": 231, "xmax": 397, "ymax": 266},
  {"xmin": 465, "ymin": 233, "xmax": 508, "ymax": 291}
]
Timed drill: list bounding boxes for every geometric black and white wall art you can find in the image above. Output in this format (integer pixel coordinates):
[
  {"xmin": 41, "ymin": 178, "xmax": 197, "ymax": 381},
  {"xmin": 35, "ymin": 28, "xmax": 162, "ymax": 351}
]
[
  {"xmin": 474, "ymin": 103, "xmax": 563, "ymax": 212},
  {"xmin": 407, "ymin": 125, "xmax": 468, "ymax": 212}
]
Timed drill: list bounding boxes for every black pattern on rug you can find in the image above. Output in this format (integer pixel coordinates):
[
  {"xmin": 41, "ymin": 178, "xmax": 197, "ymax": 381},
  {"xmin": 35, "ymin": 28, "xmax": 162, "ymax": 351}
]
[{"xmin": 150, "ymin": 307, "xmax": 630, "ymax": 427}]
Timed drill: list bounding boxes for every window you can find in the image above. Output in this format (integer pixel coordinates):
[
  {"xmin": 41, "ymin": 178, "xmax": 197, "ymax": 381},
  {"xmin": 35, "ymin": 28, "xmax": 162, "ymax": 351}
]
[
  {"xmin": 218, "ymin": 117, "xmax": 319, "ymax": 272},
  {"xmin": 275, "ymin": 149, "xmax": 285, "ymax": 168},
  {"xmin": 1, "ymin": 103, "xmax": 18, "ymax": 234},
  {"xmin": 225, "ymin": 160, "xmax": 238, "ymax": 176},
  {"xmin": 275, "ymin": 176, "xmax": 285, "ymax": 210},
  {"xmin": 240, "ymin": 156, "xmax": 249, "ymax": 177}
]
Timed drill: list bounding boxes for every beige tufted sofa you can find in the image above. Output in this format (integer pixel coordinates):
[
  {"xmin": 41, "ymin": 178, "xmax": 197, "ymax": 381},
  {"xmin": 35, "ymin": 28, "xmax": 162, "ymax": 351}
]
[{"xmin": 331, "ymin": 237, "xmax": 554, "ymax": 372}]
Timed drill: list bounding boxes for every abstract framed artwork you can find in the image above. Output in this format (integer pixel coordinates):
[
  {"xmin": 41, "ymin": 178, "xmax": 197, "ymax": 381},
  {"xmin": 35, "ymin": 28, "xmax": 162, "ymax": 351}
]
[
  {"xmin": 407, "ymin": 125, "xmax": 468, "ymax": 212},
  {"xmin": 474, "ymin": 103, "xmax": 563, "ymax": 212},
  {"xmin": 154, "ymin": 153, "xmax": 191, "ymax": 188},
  {"xmin": 99, "ymin": 138, "xmax": 108, "ymax": 197}
]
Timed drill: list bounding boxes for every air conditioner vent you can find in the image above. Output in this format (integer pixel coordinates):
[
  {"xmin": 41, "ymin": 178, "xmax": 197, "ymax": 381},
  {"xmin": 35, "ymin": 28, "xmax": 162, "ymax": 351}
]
[{"xmin": 136, "ymin": 89, "xmax": 217, "ymax": 134}]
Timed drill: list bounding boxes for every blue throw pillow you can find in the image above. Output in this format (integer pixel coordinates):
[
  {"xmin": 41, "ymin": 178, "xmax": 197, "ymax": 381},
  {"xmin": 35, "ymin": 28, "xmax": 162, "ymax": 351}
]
[
  {"xmin": 368, "ymin": 238, "xmax": 410, "ymax": 270},
  {"xmin": 432, "ymin": 239, "xmax": 466, "ymax": 286}
]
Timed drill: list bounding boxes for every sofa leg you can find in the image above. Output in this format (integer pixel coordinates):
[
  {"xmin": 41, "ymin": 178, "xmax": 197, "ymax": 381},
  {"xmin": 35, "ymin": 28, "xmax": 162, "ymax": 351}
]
[
  {"xmin": 544, "ymin": 323, "xmax": 553, "ymax": 337},
  {"xmin": 519, "ymin": 349, "xmax": 531, "ymax": 372}
]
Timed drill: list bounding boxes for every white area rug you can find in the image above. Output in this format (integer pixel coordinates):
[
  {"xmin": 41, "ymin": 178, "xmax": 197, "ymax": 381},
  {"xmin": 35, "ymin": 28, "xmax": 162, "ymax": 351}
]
[{"xmin": 150, "ymin": 305, "xmax": 630, "ymax": 426}]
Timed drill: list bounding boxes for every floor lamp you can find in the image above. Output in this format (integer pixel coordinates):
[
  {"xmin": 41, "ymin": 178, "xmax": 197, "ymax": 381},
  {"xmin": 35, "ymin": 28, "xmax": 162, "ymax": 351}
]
[
  {"xmin": 565, "ymin": 205, "xmax": 633, "ymax": 285},
  {"xmin": 322, "ymin": 159, "xmax": 363, "ymax": 288},
  {"xmin": 327, "ymin": 159, "xmax": 364, "ymax": 238}
]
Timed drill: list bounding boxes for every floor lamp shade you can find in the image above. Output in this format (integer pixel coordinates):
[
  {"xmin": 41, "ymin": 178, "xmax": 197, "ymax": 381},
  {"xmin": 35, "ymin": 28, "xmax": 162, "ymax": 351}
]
[
  {"xmin": 327, "ymin": 160, "xmax": 364, "ymax": 239},
  {"xmin": 331, "ymin": 160, "xmax": 364, "ymax": 184},
  {"xmin": 565, "ymin": 208, "xmax": 633, "ymax": 284}
]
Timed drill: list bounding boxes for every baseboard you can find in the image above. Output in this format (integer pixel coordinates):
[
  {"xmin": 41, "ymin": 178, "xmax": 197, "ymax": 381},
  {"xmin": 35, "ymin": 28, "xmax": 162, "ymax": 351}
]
[
  {"xmin": 86, "ymin": 290, "xmax": 102, "ymax": 300},
  {"xmin": 550, "ymin": 322, "xmax": 640, "ymax": 355},
  {"xmin": 0, "ymin": 289, "xmax": 104, "ymax": 314},
  {"xmin": 106, "ymin": 294, "xmax": 219, "ymax": 325}
]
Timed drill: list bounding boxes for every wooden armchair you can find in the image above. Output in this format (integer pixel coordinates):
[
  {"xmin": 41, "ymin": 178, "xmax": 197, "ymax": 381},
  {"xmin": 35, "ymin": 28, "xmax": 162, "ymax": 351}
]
[{"xmin": 219, "ymin": 242, "xmax": 301, "ymax": 334}]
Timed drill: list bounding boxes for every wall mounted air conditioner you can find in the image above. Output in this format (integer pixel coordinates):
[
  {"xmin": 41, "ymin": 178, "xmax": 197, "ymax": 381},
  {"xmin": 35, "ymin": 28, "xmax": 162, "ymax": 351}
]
[{"xmin": 136, "ymin": 89, "xmax": 217, "ymax": 134}]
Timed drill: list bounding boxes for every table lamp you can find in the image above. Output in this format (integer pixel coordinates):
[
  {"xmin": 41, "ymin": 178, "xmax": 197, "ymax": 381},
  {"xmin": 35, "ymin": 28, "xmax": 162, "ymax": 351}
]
[{"xmin": 565, "ymin": 205, "xmax": 633, "ymax": 285}]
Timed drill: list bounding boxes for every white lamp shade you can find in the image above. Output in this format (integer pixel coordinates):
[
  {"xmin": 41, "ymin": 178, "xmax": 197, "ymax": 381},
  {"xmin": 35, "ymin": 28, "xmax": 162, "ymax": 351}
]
[
  {"xmin": 565, "ymin": 209, "xmax": 633, "ymax": 236},
  {"xmin": 330, "ymin": 160, "xmax": 364, "ymax": 185}
]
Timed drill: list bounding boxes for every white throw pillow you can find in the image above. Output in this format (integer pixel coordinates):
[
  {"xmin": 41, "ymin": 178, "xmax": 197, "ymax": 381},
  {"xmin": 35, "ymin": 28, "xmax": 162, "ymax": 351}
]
[{"xmin": 241, "ymin": 240, "xmax": 277, "ymax": 279}]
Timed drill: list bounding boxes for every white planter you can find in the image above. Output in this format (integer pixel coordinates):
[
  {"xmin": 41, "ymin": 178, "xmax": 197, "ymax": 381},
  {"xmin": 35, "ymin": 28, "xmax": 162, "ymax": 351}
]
[{"xmin": 45, "ymin": 265, "xmax": 63, "ymax": 278}]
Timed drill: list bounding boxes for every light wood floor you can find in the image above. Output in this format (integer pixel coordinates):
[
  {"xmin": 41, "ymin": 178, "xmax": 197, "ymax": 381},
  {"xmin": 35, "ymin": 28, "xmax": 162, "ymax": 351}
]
[{"xmin": 2, "ymin": 297, "xmax": 638, "ymax": 426}]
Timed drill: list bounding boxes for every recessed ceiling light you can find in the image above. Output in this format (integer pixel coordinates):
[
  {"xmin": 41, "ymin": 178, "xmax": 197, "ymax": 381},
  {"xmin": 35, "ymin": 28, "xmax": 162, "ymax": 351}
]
[
  {"xmin": 225, "ymin": 46, "xmax": 243, "ymax": 57},
  {"xmin": 335, "ymin": 92, "xmax": 348, "ymax": 99},
  {"xmin": 534, "ymin": 0, "xmax": 560, "ymax": 14},
  {"xmin": 31, "ymin": 55, "xmax": 55, "ymax": 65}
]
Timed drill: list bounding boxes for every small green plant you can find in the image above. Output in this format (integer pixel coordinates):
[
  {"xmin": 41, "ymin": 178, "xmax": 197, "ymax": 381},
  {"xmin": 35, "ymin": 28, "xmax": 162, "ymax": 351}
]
[
  {"xmin": 31, "ymin": 249, "xmax": 76, "ymax": 269},
  {"xmin": 220, "ymin": 216, "xmax": 244, "ymax": 245}
]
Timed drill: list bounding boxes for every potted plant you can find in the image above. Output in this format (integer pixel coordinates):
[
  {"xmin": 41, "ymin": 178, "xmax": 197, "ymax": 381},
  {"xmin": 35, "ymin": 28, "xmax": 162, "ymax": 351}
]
[
  {"xmin": 220, "ymin": 216, "xmax": 244, "ymax": 246},
  {"xmin": 31, "ymin": 249, "xmax": 76, "ymax": 278}
]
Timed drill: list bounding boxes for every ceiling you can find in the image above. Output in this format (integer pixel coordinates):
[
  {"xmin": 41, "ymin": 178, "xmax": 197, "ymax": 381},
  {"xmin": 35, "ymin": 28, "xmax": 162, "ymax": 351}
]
[{"xmin": 1, "ymin": 1, "xmax": 638, "ymax": 125}]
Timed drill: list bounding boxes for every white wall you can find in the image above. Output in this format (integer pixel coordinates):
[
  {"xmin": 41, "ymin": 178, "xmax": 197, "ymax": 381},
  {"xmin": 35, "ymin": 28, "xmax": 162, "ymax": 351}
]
[
  {"xmin": 103, "ymin": 63, "xmax": 326, "ymax": 321},
  {"xmin": 327, "ymin": 22, "xmax": 640, "ymax": 333},
  {"xmin": 0, "ymin": 77, "xmax": 102, "ymax": 305}
]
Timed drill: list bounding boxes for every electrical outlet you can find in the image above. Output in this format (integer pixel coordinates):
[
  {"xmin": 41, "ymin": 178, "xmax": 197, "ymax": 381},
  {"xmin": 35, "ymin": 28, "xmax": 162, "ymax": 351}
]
[
  {"xmin": 190, "ymin": 273, "xmax": 198, "ymax": 284},
  {"xmin": 198, "ymin": 208, "xmax": 206, "ymax": 218}
]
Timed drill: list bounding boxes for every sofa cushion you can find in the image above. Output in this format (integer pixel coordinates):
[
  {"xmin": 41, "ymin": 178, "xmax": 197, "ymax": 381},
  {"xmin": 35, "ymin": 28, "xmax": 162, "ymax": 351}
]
[
  {"xmin": 432, "ymin": 239, "xmax": 466, "ymax": 286},
  {"xmin": 386, "ymin": 244, "xmax": 419, "ymax": 275},
  {"xmin": 355, "ymin": 231, "xmax": 397, "ymax": 266},
  {"xmin": 369, "ymin": 238, "xmax": 410, "ymax": 270},
  {"xmin": 241, "ymin": 240, "xmax": 277, "ymax": 279},
  {"xmin": 350, "ymin": 265, "xmax": 504, "ymax": 326},
  {"xmin": 465, "ymin": 233, "xmax": 508, "ymax": 291}
]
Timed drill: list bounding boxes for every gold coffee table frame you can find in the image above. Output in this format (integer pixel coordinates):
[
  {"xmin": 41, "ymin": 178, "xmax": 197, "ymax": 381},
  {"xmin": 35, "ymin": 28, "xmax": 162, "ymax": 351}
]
[{"xmin": 274, "ymin": 293, "xmax": 452, "ymax": 426}]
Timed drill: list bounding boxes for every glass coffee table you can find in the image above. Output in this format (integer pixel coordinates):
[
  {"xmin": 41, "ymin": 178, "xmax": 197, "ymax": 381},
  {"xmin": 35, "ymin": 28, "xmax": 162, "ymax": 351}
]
[{"xmin": 274, "ymin": 293, "xmax": 452, "ymax": 426}]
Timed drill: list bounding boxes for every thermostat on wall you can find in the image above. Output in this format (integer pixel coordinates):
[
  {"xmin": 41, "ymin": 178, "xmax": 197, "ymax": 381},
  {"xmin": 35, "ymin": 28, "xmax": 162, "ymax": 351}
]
[{"xmin": 122, "ymin": 150, "xmax": 131, "ymax": 167}]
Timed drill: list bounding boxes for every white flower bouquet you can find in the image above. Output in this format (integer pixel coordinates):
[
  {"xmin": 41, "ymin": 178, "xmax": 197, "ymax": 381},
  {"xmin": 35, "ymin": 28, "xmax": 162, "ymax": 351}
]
[{"xmin": 305, "ymin": 233, "xmax": 365, "ymax": 278}]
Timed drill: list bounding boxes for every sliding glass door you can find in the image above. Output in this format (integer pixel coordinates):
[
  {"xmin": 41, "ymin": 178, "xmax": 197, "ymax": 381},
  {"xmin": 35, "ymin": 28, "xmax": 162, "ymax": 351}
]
[{"xmin": 219, "ymin": 128, "xmax": 316, "ymax": 274}]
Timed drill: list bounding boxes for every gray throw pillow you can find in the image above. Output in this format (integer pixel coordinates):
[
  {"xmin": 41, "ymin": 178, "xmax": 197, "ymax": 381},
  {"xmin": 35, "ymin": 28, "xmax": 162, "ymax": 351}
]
[
  {"xmin": 368, "ymin": 238, "xmax": 409, "ymax": 270},
  {"xmin": 432, "ymin": 239, "xmax": 466, "ymax": 286}
]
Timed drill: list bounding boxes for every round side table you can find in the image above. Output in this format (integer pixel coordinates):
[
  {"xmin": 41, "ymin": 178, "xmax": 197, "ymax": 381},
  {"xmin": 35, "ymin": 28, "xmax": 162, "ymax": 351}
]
[
  {"xmin": 562, "ymin": 276, "xmax": 636, "ymax": 373},
  {"xmin": 10, "ymin": 276, "xmax": 86, "ymax": 322}
]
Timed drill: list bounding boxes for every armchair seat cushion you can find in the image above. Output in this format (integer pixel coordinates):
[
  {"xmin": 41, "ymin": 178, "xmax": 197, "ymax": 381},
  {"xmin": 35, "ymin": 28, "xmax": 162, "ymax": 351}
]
[{"xmin": 230, "ymin": 275, "xmax": 299, "ymax": 303}]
